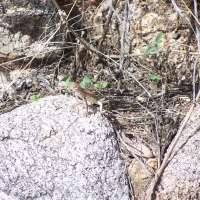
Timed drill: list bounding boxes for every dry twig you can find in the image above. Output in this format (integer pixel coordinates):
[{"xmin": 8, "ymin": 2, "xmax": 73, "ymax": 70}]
[
  {"xmin": 117, "ymin": 0, "xmax": 130, "ymax": 90},
  {"xmin": 171, "ymin": 0, "xmax": 184, "ymax": 17},
  {"xmin": 194, "ymin": 0, "xmax": 200, "ymax": 52},
  {"xmin": 117, "ymin": 131, "xmax": 153, "ymax": 176},
  {"xmin": 97, "ymin": 0, "xmax": 118, "ymax": 52}
]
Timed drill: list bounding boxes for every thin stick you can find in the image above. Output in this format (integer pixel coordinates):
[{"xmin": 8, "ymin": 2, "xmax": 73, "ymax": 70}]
[
  {"xmin": 194, "ymin": 0, "xmax": 200, "ymax": 52},
  {"xmin": 117, "ymin": 131, "xmax": 153, "ymax": 176},
  {"xmin": 51, "ymin": 0, "xmax": 60, "ymax": 10},
  {"xmin": 192, "ymin": 56, "xmax": 199, "ymax": 102},
  {"xmin": 97, "ymin": 0, "xmax": 118, "ymax": 51},
  {"xmin": 126, "ymin": 69, "xmax": 158, "ymax": 108},
  {"xmin": 117, "ymin": 0, "xmax": 130, "ymax": 90},
  {"xmin": 0, "ymin": 46, "xmax": 74, "ymax": 70},
  {"xmin": 119, "ymin": 0, "xmax": 129, "ymax": 76},
  {"xmin": 171, "ymin": 0, "xmax": 184, "ymax": 17},
  {"xmin": 181, "ymin": 0, "xmax": 200, "ymax": 26}
]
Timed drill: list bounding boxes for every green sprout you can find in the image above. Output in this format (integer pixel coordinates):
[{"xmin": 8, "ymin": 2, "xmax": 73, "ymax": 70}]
[
  {"xmin": 61, "ymin": 75, "xmax": 71, "ymax": 88},
  {"xmin": 137, "ymin": 117, "xmax": 146, "ymax": 122},
  {"xmin": 149, "ymin": 74, "xmax": 160, "ymax": 83},
  {"xmin": 80, "ymin": 75, "xmax": 92, "ymax": 88},
  {"xmin": 143, "ymin": 32, "xmax": 163, "ymax": 56},
  {"xmin": 30, "ymin": 93, "xmax": 40, "ymax": 102},
  {"xmin": 94, "ymin": 82, "xmax": 108, "ymax": 89}
]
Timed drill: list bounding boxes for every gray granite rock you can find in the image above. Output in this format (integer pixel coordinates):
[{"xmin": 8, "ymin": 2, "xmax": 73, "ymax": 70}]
[
  {"xmin": 156, "ymin": 104, "xmax": 200, "ymax": 199},
  {"xmin": 0, "ymin": 95, "xmax": 129, "ymax": 200}
]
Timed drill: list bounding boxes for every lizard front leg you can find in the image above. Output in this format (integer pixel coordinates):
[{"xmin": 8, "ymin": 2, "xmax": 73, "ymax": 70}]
[
  {"xmin": 72, "ymin": 95, "xmax": 80, "ymax": 108},
  {"xmin": 82, "ymin": 95, "xmax": 88, "ymax": 116},
  {"xmin": 97, "ymin": 100, "xmax": 103, "ymax": 112}
]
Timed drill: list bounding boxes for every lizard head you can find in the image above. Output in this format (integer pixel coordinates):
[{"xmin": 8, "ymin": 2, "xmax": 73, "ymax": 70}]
[{"xmin": 68, "ymin": 82, "xmax": 80, "ymax": 91}]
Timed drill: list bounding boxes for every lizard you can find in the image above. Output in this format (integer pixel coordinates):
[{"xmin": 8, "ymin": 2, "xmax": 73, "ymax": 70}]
[{"xmin": 68, "ymin": 82, "xmax": 103, "ymax": 116}]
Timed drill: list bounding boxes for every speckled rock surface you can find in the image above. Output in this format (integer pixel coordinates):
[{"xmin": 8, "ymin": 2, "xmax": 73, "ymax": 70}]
[
  {"xmin": 156, "ymin": 104, "xmax": 200, "ymax": 199},
  {"xmin": 0, "ymin": 95, "xmax": 129, "ymax": 200}
]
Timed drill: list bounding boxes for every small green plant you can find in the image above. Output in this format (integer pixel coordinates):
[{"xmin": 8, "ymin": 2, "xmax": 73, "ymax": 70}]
[
  {"xmin": 94, "ymin": 82, "xmax": 108, "ymax": 89},
  {"xmin": 143, "ymin": 32, "xmax": 163, "ymax": 56},
  {"xmin": 149, "ymin": 74, "xmax": 160, "ymax": 83},
  {"xmin": 137, "ymin": 117, "xmax": 145, "ymax": 122},
  {"xmin": 61, "ymin": 75, "xmax": 71, "ymax": 88},
  {"xmin": 80, "ymin": 75, "xmax": 92, "ymax": 88},
  {"xmin": 30, "ymin": 93, "xmax": 40, "ymax": 102}
]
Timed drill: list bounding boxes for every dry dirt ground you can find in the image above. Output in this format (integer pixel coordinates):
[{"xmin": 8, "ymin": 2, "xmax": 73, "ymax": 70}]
[{"xmin": 0, "ymin": 0, "xmax": 200, "ymax": 199}]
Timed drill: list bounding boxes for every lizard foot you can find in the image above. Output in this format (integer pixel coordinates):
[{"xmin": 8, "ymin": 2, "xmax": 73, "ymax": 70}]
[{"xmin": 72, "ymin": 102, "xmax": 79, "ymax": 109}]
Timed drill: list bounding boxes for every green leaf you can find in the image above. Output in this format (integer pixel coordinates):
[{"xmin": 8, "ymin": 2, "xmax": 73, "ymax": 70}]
[
  {"xmin": 156, "ymin": 32, "xmax": 163, "ymax": 44},
  {"xmin": 30, "ymin": 93, "xmax": 40, "ymax": 102},
  {"xmin": 80, "ymin": 75, "xmax": 92, "ymax": 88},
  {"xmin": 61, "ymin": 75, "xmax": 71, "ymax": 88},
  {"xmin": 137, "ymin": 117, "xmax": 145, "ymax": 122},
  {"xmin": 35, "ymin": 93, "xmax": 40, "ymax": 99},
  {"xmin": 61, "ymin": 75, "xmax": 70, "ymax": 82},
  {"xmin": 30, "ymin": 96, "xmax": 36, "ymax": 102},
  {"xmin": 65, "ymin": 81, "xmax": 71, "ymax": 88},
  {"xmin": 144, "ymin": 46, "xmax": 156, "ymax": 55},
  {"xmin": 82, "ymin": 75, "xmax": 91, "ymax": 83},
  {"xmin": 149, "ymin": 74, "xmax": 160, "ymax": 83},
  {"xmin": 94, "ymin": 82, "xmax": 108, "ymax": 89},
  {"xmin": 156, "ymin": 49, "xmax": 160, "ymax": 57},
  {"xmin": 94, "ymin": 83, "xmax": 100, "ymax": 88},
  {"xmin": 143, "ymin": 44, "xmax": 154, "ymax": 48}
]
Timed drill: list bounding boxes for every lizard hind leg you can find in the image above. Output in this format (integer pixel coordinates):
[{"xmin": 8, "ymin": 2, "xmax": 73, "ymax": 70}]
[{"xmin": 83, "ymin": 96, "xmax": 89, "ymax": 116}]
